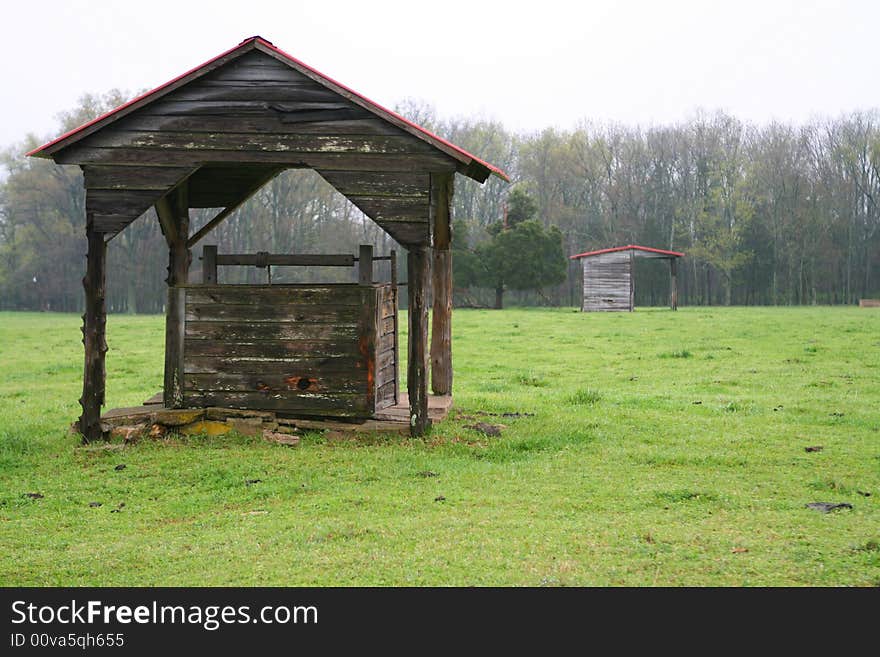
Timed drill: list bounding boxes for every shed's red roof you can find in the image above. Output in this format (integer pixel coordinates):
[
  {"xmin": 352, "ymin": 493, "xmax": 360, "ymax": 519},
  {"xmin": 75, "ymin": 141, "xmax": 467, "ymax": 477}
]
[
  {"xmin": 570, "ymin": 244, "xmax": 685, "ymax": 259},
  {"xmin": 27, "ymin": 36, "xmax": 509, "ymax": 183}
]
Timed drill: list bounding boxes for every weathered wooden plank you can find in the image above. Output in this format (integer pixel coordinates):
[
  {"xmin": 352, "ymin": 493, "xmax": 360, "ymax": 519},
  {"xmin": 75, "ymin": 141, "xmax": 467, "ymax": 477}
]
[
  {"xmin": 91, "ymin": 214, "xmax": 149, "ymax": 233},
  {"xmin": 139, "ymin": 100, "xmax": 358, "ymax": 116},
  {"xmin": 185, "ymin": 303, "xmax": 361, "ymax": 322},
  {"xmin": 185, "ymin": 340, "xmax": 361, "ymax": 359},
  {"xmin": 376, "ymin": 221, "xmax": 430, "ymax": 246},
  {"xmin": 215, "ymin": 253, "xmax": 356, "ymax": 267},
  {"xmin": 166, "ymin": 84, "xmax": 342, "ymax": 103},
  {"xmin": 185, "ymin": 372, "xmax": 367, "ymax": 394},
  {"xmin": 83, "ymin": 165, "xmax": 196, "ymax": 190},
  {"xmin": 117, "ymin": 114, "xmax": 402, "ymax": 135},
  {"xmin": 375, "ymin": 349, "xmax": 395, "ymax": 372},
  {"xmin": 347, "ymin": 196, "xmax": 431, "ymax": 222},
  {"xmin": 375, "ymin": 381, "xmax": 396, "ymax": 410},
  {"xmin": 203, "ymin": 65, "xmax": 321, "ymax": 83},
  {"xmin": 184, "ymin": 356, "xmax": 362, "ymax": 375},
  {"xmin": 376, "ymin": 364, "xmax": 396, "ymax": 389},
  {"xmin": 359, "ymin": 279, "xmax": 378, "ymax": 414},
  {"xmin": 56, "ymin": 147, "xmax": 458, "ymax": 173},
  {"xmin": 86, "ymin": 189, "xmax": 165, "ymax": 215},
  {"xmin": 82, "ymin": 130, "xmax": 439, "ymax": 155},
  {"xmin": 379, "ymin": 316, "xmax": 395, "ymax": 336},
  {"xmin": 319, "ymin": 171, "xmax": 429, "ymax": 197},
  {"xmin": 186, "ymin": 285, "xmax": 363, "ymax": 305},
  {"xmin": 184, "ymin": 391, "xmax": 370, "ymax": 415},
  {"xmin": 185, "ymin": 321, "xmax": 359, "ymax": 342}
]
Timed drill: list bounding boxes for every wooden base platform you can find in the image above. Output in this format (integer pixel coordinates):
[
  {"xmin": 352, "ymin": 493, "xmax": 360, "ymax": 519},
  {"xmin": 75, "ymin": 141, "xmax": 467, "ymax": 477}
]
[{"xmin": 99, "ymin": 393, "xmax": 453, "ymax": 442}]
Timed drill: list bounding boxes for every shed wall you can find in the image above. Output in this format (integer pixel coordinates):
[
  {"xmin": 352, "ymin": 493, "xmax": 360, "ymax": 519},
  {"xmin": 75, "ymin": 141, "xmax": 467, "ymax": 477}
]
[{"xmin": 582, "ymin": 251, "xmax": 632, "ymax": 311}]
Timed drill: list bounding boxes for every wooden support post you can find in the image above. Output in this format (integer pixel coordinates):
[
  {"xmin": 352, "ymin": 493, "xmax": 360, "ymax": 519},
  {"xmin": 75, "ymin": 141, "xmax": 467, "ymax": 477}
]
[
  {"xmin": 390, "ymin": 249, "xmax": 400, "ymax": 405},
  {"xmin": 78, "ymin": 220, "xmax": 108, "ymax": 443},
  {"xmin": 157, "ymin": 185, "xmax": 190, "ymax": 408},
  {"xmin": 407, "ymin": 246, "xmax": 430, "ymax": 436},
  {"xmin": 202, "ymin": 245, "xmax": 218, "ymax": 285},
  {"xmin": 628, "ymin": 249, "xmax": 635, "ymax": 312},
  {"xmin": 358, "ymin": 244, "xmax": 373, "ymax": 285},
  {"xmin": 670, "ymin": 258, "xmax": 678, "ymax": 311},
  {"xmin": 430, "ymin": 172, "xmax": 454, "ymax": 395}
]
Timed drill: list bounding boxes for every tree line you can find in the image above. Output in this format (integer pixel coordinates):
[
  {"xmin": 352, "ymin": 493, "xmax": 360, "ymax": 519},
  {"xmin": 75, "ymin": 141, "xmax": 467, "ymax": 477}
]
[{"xmin": 1, "ymin": 92, "xmax": 878, "ymax": 312}]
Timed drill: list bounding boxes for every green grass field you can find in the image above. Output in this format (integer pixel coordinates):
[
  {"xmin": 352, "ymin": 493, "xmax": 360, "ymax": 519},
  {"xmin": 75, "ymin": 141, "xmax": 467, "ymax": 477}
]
[{"xmin": 1, "ymin": 306, "xmax": 878, "ymax": 586}]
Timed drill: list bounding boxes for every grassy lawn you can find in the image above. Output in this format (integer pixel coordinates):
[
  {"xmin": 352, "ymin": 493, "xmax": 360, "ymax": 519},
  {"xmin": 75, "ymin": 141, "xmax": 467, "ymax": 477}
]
[{"xmin": 0, "ymin": 306, "xmax": 878, "ymax": 586}]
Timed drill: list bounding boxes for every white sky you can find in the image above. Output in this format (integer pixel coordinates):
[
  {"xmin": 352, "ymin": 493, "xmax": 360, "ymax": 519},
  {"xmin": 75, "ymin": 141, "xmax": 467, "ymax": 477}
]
[{"xmin": 2, "ymin": 0, "xmax": 879, "ymax": 148}]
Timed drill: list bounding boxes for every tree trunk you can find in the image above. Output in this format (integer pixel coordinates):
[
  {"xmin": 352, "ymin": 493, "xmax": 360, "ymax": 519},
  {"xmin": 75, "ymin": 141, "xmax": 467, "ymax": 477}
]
[{"xmin": 494, "ymin": 286, "xmax": 504, "ymax": 309}]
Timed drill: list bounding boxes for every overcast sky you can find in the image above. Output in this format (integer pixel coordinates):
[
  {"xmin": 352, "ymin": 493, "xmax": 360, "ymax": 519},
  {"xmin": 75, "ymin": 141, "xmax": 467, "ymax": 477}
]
[{"xmin": 2, "ymin": 0, "xmax": 878, "ymax": 148}]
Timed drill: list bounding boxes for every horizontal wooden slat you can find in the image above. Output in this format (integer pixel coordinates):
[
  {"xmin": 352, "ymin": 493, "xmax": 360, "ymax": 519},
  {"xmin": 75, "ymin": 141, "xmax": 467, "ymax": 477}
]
[
  {"xmin": 375, "ymin": 349, "xmax": 395, "ymax": 372},
  {"xmin": 185, "ymin": 340, "xmax": 360, "ymax": 359},
  {"xmin": 55, "ymin": 147, "xmax": 458, "ymax": 174},
  {"xmin": 185, "ymin": 303, "xmax": 361, "ymax": 322},
  {"xmin": 184, "ymin": 391, "xmax": 370, "ymax": 415},
  {"xmin": 91, "ymin": 213, "xmax": 148, "ymax": 232},
  {"xmin": 346, "ymin": 196, "xmax": 430, "ymax": 222},
  {"xmin": 83, "ymin": 165, "xmax": 195, "ymax": 190},
  {"xmin": 82, "ymin": 130, "xmax": 439, "ymax": 156},
  {"xmin": 185, "ymin": 320, "xmax": 359, "ymax": 342},
  {"xmin": 185, "ymin": 372, "xmax": 367, "ymax": 394},
  {"xmin": 86, "ymin": 189, "xmax": 163, "ymax": 215},
  {"xmin": 374, "ymin": 221, "xmax": 429, "ymax": 245},
  {"xmin": 166, "ymin": 84, "xmax": 341, "ymax": 103},
  {"xmin": 116, "ymin": 114, "xmax": 401, "ymax": 135},
  {"xmin": 320, "ymin": 171, "xmax": 429, "ymax": 197},
  {"xmin": 184, "ymin": 355, "xmax": 363, "ymax": 375},
  {"xmin": 215, "ymin": 253, "xmax": 356, "ymax": 267},
  {"xmin": 186, "ymin": 285, "xmax": 364, "ymax": 306}
]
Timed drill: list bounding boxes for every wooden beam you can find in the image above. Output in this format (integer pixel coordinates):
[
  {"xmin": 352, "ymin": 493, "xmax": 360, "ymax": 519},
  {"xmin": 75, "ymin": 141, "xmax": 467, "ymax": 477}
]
[
  {"xmin": 216, "ymin": 253, "xmax": 355, "ymax": 267},
  {"xmin": 187, "ymin": 168, "xmax": 282, "ymax": 247},
  {"xmin": 390, "ymin": 249, "xmax": 399, "ymax": 405},
  {"xmin": 78, "ymin": 220, "xmax": 108, "ymax": 443},
  {"xmin": 407, "ymin": 246, "xmax": 430, "ymax": 436},
  {"xmin": 163, "ymin": 184, "xmax": 189, "ymax": 408},
  {"xmin": 430, "ymin": 172, "xmax": 454, "ymax": 395},
  {"xmin": 358, "ymin": 244, "xmax": 373, "ymax": 285},
  {"xmin": 628, "ymin": 249, "xmax": 635, "ymax": 312},
  {"xmin": 202, "ymin": 244, "xmax": 218, "ymax": 284},
  {"xmin": 670, "ymin": 258, "xmax": 678, "ymax": 311}
]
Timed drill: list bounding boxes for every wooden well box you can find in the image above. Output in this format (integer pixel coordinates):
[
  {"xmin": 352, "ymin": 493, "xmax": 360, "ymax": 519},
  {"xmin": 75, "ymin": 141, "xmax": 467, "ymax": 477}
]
[{"xmin": 181, "ymin": 283, "xmax": 398, "ymax": 418}]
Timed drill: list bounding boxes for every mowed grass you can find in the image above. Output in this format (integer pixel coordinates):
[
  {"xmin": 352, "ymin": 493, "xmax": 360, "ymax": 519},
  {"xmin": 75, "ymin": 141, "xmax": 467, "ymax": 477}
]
[{"xmin": 0, "ymin": 306, "xmax": 878, "ymax": 586}]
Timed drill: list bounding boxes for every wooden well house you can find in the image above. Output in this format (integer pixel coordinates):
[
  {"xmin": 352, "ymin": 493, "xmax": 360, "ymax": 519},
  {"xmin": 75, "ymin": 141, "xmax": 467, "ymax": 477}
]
[
  {"xmin": 28, "ymin": 36, "xmax": 508, "ymax": 441},
  {"xmin": 571, "ymin": 245, "xmax": 684, "ymax": 312}
]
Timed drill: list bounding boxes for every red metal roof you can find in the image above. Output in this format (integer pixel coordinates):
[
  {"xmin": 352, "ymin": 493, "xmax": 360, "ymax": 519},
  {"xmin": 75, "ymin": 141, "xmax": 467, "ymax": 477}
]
[
  {"xmin": 27, "ymin": 36, "xmax": 510, "ymax": 183},
  {"xmin": 570, "ymin": 244, "xmax": 685, "ymax": 259}
]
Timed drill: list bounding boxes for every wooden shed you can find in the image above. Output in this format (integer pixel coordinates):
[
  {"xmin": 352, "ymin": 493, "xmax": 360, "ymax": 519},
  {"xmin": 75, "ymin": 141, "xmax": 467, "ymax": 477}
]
[
  {"xmin": 570, "ymin": 245, "xmax": 684, "ymax": 312},
  {"xmin": 28, "ymin": 36, "xmax": 508, "ymax": 441}
]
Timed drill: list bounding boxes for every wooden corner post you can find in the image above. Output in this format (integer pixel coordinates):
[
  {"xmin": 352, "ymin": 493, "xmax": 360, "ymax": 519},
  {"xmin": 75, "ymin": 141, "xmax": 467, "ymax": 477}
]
[
  {"xmin": 408, "ymin": 245, "xmax": 430, "ymax": 436},
  {"xmin": 78, "ymin": 218, "xmax": 108, "ymax": 443},
  {"xmin": 628, "ymin": 249, "xmax": 635, "ymax": 312},
  {"xmin": 430, "ymin": 172, "xmax": 454, "ymax": 395},
  {"xmin": 670, "ymin": 258, "xmax": 678, "ymax": 311},
  {"xmin": 156, "ymin": 184, "xmax": 190, "ymax": 408}
]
